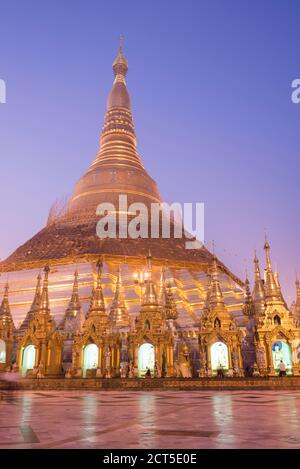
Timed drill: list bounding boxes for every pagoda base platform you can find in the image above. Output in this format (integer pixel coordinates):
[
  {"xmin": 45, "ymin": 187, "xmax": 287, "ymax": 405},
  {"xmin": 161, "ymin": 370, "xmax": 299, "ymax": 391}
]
[{"xmin": 1, "ymin": 376, "xmax": 300, "ymax": 391}]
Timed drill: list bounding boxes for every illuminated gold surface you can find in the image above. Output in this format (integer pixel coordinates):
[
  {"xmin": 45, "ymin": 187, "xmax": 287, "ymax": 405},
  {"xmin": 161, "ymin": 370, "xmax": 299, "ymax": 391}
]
[{"xmin": 1, "ymin": 43, "xmax": 299, "ymax": 380}]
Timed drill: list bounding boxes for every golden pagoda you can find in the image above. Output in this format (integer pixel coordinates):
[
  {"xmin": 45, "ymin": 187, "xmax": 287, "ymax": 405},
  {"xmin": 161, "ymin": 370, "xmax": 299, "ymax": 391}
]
[{"xmin": 0, "ymin": 40, "xmax": 254, "ymax": 379}]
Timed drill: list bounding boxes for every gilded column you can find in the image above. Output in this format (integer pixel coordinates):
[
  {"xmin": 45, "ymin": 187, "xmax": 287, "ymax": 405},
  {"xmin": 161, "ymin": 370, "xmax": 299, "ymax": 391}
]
[
  {"xmin": 266, "ymin": 340, "xmax": 275, "ymax": 375},
  {"xmin": 116, "ymin": 347, "xmax": 120, "ymax": 375},
  {"xmin": 206, "ymin": 344, "xmax": 211, "ymax": 374},
  {"xmin": 228, "ymin": 344, "xmax": 233, "ymax": 370}
]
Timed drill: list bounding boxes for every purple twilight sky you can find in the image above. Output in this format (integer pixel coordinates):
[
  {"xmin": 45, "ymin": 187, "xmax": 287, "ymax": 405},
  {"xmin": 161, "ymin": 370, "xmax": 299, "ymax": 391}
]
[{"xmin": 0, "ymin": 0, "xmax": 299, "ymax": 303}]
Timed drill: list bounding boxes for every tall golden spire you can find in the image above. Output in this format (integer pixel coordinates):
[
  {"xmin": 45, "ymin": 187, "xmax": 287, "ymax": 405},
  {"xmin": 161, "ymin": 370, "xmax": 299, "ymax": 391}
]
[
  {"xmin": 200, "ymin": 255, "xmax": 234, "ymax": 331},
  {"xmin": 252, "ymin": 252, "xmax": 265, "ymax": 315},
  {"xmin": 164, "ymin": 283, "xmax": 178, "ymax": 321},
  {"xmin": 263, "ymin": 238, "xmax": 284, "ymax": 305},
  {"xmin": 158, "ymin": 267, "xmax": 177, "ymax": 320},
  {"xmin": 142, "ymin": 251, "xmax": 158, "ymax": 306},
  {"xmin": 109, "ymin": 266, "xmax": 129, "ymax": 327},
  {"xmin": 19, "ymin": 272, "xmax": 42, "ymax": 334},
  {"xmin": 296, "ymin": 277, "xmax": 300, "ymax": 303},
  {"xmin": 111, "ymin": 34, "xmax": 128, "ymax": 86},
  {"xmin": 0, "ymin": 282, "xmax": 11, "ymax": 319},
  {"xmin": 274, "ymin": 271, "xmax": 286, "ymax": 305},
  {"xmin": 158, "ymin": 267, "xmax": 166, "ymax": 306},
  {"xmin": 208, "ymin": 256, "xmax": 226, "ymax": 309},
  {"xmin": 60, "ymin": 270, "xmax": 84, "ymax": 333},
  {"xmin": 243, "ymin": 276, "xmax": 255, "ymax": 317},
  {"xmin": 88, "ymin": 260, "xmax": 106, "ymax": 317},
  {"xmin": 294, "ymin": 276, "xmax": 300, "ymax": 319},
  {"xmin": 66, "ymin": 270, "xmax": 81, "ymax": 315},
  {"xmin": 30, "ymin": 272, "xmax": 42, "ymax": 313},
  {"xmin": 40, "ymin": 266, "xmax": 50, "ymax": 314},
  {"xmin": 264, "ymin": 238, "xmax": 272, "ymax": 270},
  {"xmin": 67, "ymin": 38, "xmax": 161, "ymax": 218}
]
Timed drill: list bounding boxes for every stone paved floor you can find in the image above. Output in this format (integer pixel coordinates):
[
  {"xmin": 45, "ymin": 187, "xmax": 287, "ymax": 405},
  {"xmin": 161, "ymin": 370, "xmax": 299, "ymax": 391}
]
[{"xmin": 1, "ymin": 390, "xmax": 300, "ymax": 448}]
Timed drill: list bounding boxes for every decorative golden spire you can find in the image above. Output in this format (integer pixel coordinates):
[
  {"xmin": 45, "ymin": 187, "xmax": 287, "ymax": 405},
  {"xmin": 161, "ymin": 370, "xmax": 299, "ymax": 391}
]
[
  {"xmin": 88, "ymin": 259, "xmax": 106, "ymax": 317},
  {"xmin": 108, "ymin": 35, "xmax": 130, "ymax": 107},
  {"xmin": 112, "ymin": 34, "xmax": 128, "ymax": 83},
  {"xmin": 158, "ymin": 267, "xmax": 177, "ymax": 320},
  {"xmin": 0, "ymin": 282, "xmax": 11, "ymax": 319},
  {"xmin": 200, "ymin": 255, "xmax": 234, "ymax": 331},
  {"xmin": 295, "ymin": 276, "xmax": 300, "ymax": 318},
  {"xmin": 263, "ymin": 239, "xmax": 284, "ymax": 305},
  {"xmin": 142, "ymin": 250, "xmax": 158, "ymax": 306},
  {"xmin": 109, "ymin": 266, "xmax": 129, "ymax": 327},
  {"xmin": 243, "ymin": 276, "xmax": 255, "ymax": 317},
  {"xmin": 164, "ymin": 283, "xmax": 178, "ymax": 320},
  {"xmin": 264, "ymin": 237, "xmax": 272, "ymax": 270},
  {"xmin": 158, "ymin": 267, "xmax": 166, "ymax": 306},
  {"xmin": 30, "ymin": 272, "xmax": 42, "ymax": 313},
  {"xmin": 274, "ymin": 271, "xmax": 286, "ymax": 305},
  {"xmin": 19, "ymin": 272, "xmax": 42, "ymax": 334},
  {"xmin": 204, "ymin": 273, "xmax": 212, "ymax": 310},
  {"xmin": 66, "ymin": 270, "xmax": 81, "ymax": 315},
  {"xmin": 40, "ymin": 266, "xmax": 50, "ymax": 314},
  {"xmin": 60, "ymin": 270, "xmax": 84, "ymax": 333},
  {"xmin": 252, "ymin": 252, "xmax": 265, "ymax": 315},
  {"xmin": 296, "ymin": 276, "xmax": 300, "ymax": 301},
  {"xmin": 208, "ymin": 256, "xmax": 225, "ymax": 309}
]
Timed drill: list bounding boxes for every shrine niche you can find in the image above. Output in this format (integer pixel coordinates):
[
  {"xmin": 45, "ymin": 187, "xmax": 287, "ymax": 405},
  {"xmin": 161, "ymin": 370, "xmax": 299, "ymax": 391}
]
[
  {"xmin": 72, "ymin": 261, "xmax": 121, "ymax": 378},
  {"xmin": 16, "ymin": 267, "xmax": 63, "ymax": 377},
  {"xmin": 198, "ymin": 257, "xmax": 244, "ymax": 377},
  {"xmin": 253, "ymin": 241, "xmax": 300, "ymax": 376},
  {"xmin": 129, "ymin": 253, "xmax": 175, "ymax": 378}
]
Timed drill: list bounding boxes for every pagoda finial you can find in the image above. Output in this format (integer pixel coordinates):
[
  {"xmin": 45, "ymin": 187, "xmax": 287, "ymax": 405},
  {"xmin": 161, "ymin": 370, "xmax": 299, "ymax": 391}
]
[
  {"xmin": 30, "ymin": 272, "xmax": 42, "ymax": 313},
  {"xmin": 295, "ymin": 276, "xmax": 300, "ymax": 315},
  {"xmin": 212, "ymin": 240, "xmax": 216, "ymax": 256},
  {"xmin": 60, "ymin": 269, "xmax": 84, "ymax": 333},
  {"xmin": 254, "ymin": 253, "xmax": 262, "ymax": 281},
  {"xmin": 158, "ymin": 267, "xmax": 166, "ymax": 305},
  {"xmin": 263, "ymin": 239, "xmax": 285, "ymax": 305},
  {"xmin": 243, "ymin": 275, "xmax": 255, "ymax": 317},
  {"xmin": 142, "ymin": 250, "xmax": 158, "ymax": 306},
  {"xmin": 252, "ymin": 252, "xmax": 265, "ymax": 317},
  {"xmin": 275, "ymin": 270, "xmax": 286, "ymax": 305},
  {"xmin": 264, "ymin": 235, "xmax": 272, "ymax": 271},
  {"xmin": 0, "ymin": 282, "xmax": 11, "ymax": 318},
  {"xmin": 67, "ymin": 269, "xmax": 81, "ymax": 313},
  {"xmin": 88, "ymin": 259, "xmax": 106, "ymax": 317},
  {"xmin": 112, "ymin": 34, "xmax": 128, "ymax": 80},
  {"xmin": 109, "ymin": 266, "xmax": 129, "ymax": 327},
  {"xmin": 18, "ymin": 272, "xmax": 42, "ymax": 334},
  {"xmin": 119, "ymin": 33, "xmax": 123, "ymax": 53},
  {"xmin": 245, "ymin": 275, "xmax": 250, "ymax": 293},
  {"xmin": 165, "ymin": 287, "xmax": 177, "ymax": 320},
  {"xmin": 111, "ymin": 266, "xmax": 124, "ymax": 310},
  {"xmin": 208, "ymin": 256, "xmax": 225, "ymax": 308}
]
